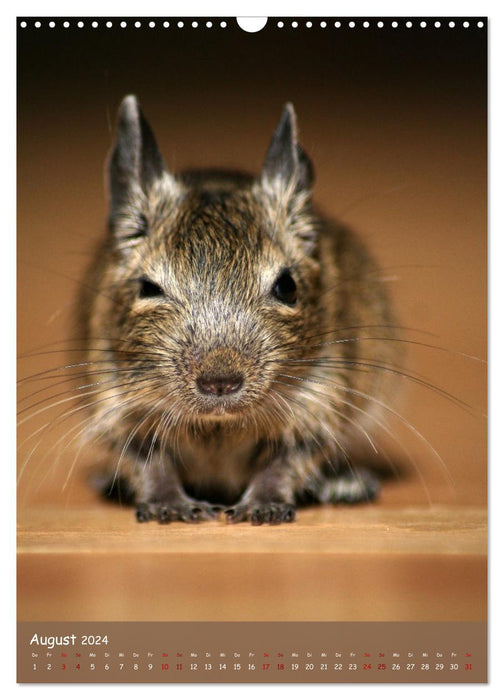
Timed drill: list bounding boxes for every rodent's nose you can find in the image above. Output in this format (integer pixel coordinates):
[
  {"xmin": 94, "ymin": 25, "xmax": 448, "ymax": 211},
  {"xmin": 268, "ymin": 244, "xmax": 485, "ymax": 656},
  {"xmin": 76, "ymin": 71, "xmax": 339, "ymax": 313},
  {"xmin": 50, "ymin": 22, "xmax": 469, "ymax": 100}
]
[{"xmin": 196, "ymin": 373, "xmax": 244, "ymax": 397}]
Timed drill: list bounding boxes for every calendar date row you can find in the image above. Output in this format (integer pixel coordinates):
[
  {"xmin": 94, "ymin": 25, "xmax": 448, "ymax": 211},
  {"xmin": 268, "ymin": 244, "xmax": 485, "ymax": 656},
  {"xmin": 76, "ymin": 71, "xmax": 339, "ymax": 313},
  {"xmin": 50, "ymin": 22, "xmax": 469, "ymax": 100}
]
[{"xmin": 32, "ymin": 661, "xmax": 473, "ymax": 672}]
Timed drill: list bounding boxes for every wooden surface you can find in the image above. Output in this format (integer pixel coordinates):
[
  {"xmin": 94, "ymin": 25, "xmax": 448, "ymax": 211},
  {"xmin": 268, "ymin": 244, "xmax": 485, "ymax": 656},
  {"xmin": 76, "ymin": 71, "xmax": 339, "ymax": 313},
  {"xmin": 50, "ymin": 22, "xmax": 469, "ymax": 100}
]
[
  {"xmin": 17, "ymin": 479, "xmax": 487, "ymax": 622},
  {"xmin": 19, "ymin": 500, "xmax": 485, "ymax": 557}
]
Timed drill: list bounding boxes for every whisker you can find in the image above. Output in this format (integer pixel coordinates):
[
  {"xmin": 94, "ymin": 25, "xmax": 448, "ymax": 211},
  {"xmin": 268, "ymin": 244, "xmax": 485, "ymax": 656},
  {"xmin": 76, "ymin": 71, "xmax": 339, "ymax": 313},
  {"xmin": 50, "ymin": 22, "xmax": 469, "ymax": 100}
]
[
  {"xmin": 17, "ymin": 381, "xmax": 167, "ymax": 486},
  {"xmin": 284, "ymin": 357, "xmax": 478, "ymax": 416},
  {"xmin": 111, "ymin": 394, "xmax": 170, "ymax": 488},
  {"xmin": 270, "ymin": 323, "xmax": 439, "ymax": 352},
  {"xmin": 17, "ymin": 371, "xmax": 166, "ymax": 425},
  {"xmin": 270, "ymin": 379, "xmax": 352, "ymax": 468},
  {"xmin": 274, "ymin": 376, "xmax": 378, "ymax": 456},
  {"xmin": 286, "ymin": 370, "xmax": 456, "ymax": 493},
  {"xmin": 276, "ymin": 371, "xmax": 443, "ymax": 502},
  {"xmin": 301, "ymin": 335, "xmax": 486, "ymax": 363},
  {"xmin": 269, "ymin": 385, "xmax": 339, "ymax": 475}
]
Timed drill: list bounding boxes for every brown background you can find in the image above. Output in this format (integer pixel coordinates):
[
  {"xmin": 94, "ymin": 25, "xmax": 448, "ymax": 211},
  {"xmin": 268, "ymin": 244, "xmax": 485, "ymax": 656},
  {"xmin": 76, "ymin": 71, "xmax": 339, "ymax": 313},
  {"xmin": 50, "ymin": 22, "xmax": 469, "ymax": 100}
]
[{"xmin": 17, "ymin": 18, "xmax": 486, "ymax": 623}]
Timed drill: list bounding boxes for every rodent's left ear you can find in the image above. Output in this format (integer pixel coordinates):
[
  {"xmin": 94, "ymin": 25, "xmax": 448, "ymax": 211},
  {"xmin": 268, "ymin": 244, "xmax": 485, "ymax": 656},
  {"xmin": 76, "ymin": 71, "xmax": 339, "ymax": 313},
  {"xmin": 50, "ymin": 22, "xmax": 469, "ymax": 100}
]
[
  {"xmin": 108, "ymin": 95, "xmax": 169, "ymax": 217},
  {"xmin": 262, "ymin": 103, "xmax": 314, "ymax": 193}
]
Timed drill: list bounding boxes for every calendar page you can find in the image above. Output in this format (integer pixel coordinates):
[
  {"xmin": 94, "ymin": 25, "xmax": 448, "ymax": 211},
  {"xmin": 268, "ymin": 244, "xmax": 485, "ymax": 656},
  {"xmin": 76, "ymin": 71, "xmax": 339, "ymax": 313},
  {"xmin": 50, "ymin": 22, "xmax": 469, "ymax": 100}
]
[{"xmin": 16, "ymin": 12, "xmax": 487, "ymax": 684}]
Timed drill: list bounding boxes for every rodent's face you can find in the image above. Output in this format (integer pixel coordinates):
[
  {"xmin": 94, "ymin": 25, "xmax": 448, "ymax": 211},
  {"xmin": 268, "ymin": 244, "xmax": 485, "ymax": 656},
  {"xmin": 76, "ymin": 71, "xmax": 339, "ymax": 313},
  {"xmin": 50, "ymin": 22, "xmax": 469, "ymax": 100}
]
[
  {"xmin": 100, "ymin": 180, "xmax": 322, "ymax": 430},
  {"xmin": 91, "ymin": 97, "xmax": 322, "ymax": 434}
]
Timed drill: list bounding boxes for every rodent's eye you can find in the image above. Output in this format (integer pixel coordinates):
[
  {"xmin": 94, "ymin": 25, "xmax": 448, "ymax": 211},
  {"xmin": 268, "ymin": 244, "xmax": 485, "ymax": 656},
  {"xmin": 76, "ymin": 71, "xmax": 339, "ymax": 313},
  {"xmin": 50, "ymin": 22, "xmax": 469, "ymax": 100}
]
[
  {"xmin": 138, "ymin": 275, "xmax": 165, "ymax": 299},
  {"xmin": 272, "ymin": 269, "xmax": 297, "ymax": 306}
]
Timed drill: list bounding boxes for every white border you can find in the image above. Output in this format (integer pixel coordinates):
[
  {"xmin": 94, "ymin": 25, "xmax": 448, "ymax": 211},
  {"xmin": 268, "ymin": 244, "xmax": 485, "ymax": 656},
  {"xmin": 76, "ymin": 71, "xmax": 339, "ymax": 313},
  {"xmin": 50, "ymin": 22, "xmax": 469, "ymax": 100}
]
[{"xmin": 4, "ymin": 0, "xmax": 501, "ymax": 698}]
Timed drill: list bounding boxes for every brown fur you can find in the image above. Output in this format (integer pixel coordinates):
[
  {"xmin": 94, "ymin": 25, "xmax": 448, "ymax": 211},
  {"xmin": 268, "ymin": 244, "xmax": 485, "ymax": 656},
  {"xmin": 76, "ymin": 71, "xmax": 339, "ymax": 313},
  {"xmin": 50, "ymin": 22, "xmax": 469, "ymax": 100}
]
[{"xmin": 79, "ymin": 97, "xmax": 399, "ymax": 524}]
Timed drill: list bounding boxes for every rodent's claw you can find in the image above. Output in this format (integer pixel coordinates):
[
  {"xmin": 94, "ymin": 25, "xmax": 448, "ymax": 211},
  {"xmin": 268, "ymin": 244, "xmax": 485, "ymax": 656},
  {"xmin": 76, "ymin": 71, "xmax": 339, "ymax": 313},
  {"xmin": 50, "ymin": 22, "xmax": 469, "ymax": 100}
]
[
  {"xmin": 224, "ymin": 507, "xmax": 240, "ymax": 523},
  {"xmin": 225, "ymin": 502, "xmax": 296, "ymax": 525},
  {"xmin": 135, "ymin": 499, "xmax": 220, "ymax": 524},
  {"xmin": 281, "ymin": 505, "xmax": 296, "ymax": 523},
  {"xmin": 135, "ymin": 503, "xmax": 151, "ymax": 523},
  {"xmin": 210, "ymin": 504, "xmax": 225, "ymax": 513},
  {"xmin": 251, "ymin": 508, "xmax": 269, "ymax": 526},
  {"xmin": 185, "ymin": 505, "xmax": 218, "ymax": 522},
  {"xmin": 157, "ymin": 505, "xmax": 176, "ymax": 524}
]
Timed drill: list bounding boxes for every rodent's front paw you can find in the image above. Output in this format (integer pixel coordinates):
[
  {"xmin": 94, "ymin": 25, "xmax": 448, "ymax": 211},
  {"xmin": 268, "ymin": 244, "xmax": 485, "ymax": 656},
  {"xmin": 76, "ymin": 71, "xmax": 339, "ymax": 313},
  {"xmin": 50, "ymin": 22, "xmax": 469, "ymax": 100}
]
[
  {"xmin": 224, "ymin": 501, "xmax": 296, "ymax": 526},
  {"xmin": 135, "ymin": 499, "xmax": 220, "ymax": 524}
]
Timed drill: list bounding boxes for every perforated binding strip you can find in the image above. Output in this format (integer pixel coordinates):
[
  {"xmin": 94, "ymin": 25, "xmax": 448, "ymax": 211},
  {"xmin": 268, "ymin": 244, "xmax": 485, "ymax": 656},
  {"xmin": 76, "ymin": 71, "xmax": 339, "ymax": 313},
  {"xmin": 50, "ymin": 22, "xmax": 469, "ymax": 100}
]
[{"xmin": 18, "ymin": 18, "xmax": 487, "ymax": 31}]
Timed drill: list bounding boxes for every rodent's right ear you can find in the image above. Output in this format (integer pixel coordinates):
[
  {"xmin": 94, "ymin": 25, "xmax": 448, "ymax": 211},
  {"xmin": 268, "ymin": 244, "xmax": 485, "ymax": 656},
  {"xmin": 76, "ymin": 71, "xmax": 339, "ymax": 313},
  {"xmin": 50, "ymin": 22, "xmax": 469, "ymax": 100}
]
[
  {"xmin": 262, "ymin": 104, "xmax": 314, "ymax": 193},
  {"xmin": 107, "ymin": 95, "xmax": 169, "ymax": 217}
]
